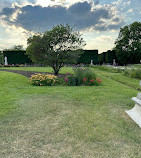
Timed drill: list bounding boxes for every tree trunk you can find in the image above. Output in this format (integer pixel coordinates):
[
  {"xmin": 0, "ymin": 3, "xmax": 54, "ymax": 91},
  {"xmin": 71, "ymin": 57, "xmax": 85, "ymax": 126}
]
[{"xmin": 54, "ymin": 70, "xmax": 59, "ymax": 76}]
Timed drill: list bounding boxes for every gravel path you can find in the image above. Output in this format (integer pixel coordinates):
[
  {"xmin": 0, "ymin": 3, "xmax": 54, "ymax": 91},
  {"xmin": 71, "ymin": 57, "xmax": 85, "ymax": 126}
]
[{"xmin": 0, "ymin": 69, "xmax": 67, "ymax": 78}]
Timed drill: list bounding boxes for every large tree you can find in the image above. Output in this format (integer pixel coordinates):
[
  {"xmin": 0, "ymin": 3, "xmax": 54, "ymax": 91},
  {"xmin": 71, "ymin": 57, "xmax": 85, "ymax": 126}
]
[
  {"xmin": 26, "ymin": 24, "xmax": 85, "ymax": 75},
  {"xmin": 114, "ymin": 21, "xmax": 141, "ymax": 65}
]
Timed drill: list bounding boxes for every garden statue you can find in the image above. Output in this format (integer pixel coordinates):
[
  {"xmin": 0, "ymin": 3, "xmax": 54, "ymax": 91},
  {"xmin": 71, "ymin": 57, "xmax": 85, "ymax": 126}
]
[
  {"xmin": 126, "ymin": 81, "xmax": 141, "ymax": 127},
  {"xmin": 91, "ymin": 60, "xmax": 93, "ymax": 65},
  {"xmin": 4, "ymin": 56, "xmax": 8, "ymax": 65},
  {"xmin": 113, "ymin": 59, "xmax": 116, "ymax": 66}
]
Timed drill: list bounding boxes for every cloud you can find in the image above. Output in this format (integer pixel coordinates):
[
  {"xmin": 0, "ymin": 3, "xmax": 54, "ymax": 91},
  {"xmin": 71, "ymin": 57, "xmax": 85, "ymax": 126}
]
[
  {"xmin": 68, "ymin": 1, "xmax": 91, "ymax": 17},
  {"xmin": 0, "ymin": 0, "xmax": 37, "ymax": 12},
  {"xmin": 0, "ymin": 1, "xmax": 124, "ymax": 32},
  {"xmin": 127, "ymin": 9, "xmax": 133, "ymax": 13},
  {"xmin": 0, "ymin": 0, "xmax": 12, "ymax": 12},
  {"xmin": 94, "ymin": 1, "xmax": 99, "ymax": 5},
  {"xmin": 112, "ymin": 17, "xmax": 120, "ymax": 22},
  {"xmin": 84, "ymin": 35, "xmax": 116, "ymax": 53}
]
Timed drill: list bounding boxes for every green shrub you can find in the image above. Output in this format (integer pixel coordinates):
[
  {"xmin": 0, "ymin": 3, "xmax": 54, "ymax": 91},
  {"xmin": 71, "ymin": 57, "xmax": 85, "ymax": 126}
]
[
  {"xmin": 66, "ymin": 76, "xmax": 78, "ymax": 86},
  {"xmin": 64, "ymin": 67, "xmax": 102, "ymax": 86},
  {"xmin": 92, "ymin": 65, "xmax": 123, "ymax": 73},
  {"xmin": 55, "ymin": 77, "xmax": 66, "ymax": 85},
  {"xmin": 29, "ymin": 68, "xmax": 102, "ymax": 86},
  {"xmin": 73, "ymin": 67, "xmax": 97, "ymax": 84},
  {"xmin": 123, "ymin": 68, "xmax": 141, "ymax": 79}
]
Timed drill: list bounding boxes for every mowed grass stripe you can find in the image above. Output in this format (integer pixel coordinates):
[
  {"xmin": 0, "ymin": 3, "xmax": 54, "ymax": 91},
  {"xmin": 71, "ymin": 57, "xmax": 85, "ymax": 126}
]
[{"xmin": 0, "ymin": 71, "xmax": 141, "ymax": 158}]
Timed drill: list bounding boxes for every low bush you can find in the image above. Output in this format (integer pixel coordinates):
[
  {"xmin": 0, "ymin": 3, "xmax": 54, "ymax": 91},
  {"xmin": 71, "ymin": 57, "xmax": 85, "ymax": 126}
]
[
  {"xmin": 64, "ymin": 67, "xmax": 102, "ymax": 86},
  {"xmin": 123, "ymin": 68, "xmax": 141, "ymax": 79},
  {"xmin": 29, "ymin": 68, "xmax": 102, "ymax": 86},
  {"xmin": 29, "ymin": 73, "xmax": 57, "ymax": 86},
  {"xmin": 93, "ymin": 65, "xmax": 123, "ymax": 73}
]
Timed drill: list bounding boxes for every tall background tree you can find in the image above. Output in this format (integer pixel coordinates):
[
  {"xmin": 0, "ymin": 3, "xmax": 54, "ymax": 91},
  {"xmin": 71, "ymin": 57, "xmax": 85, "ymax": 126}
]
[
  {"xmin": 4, "ymin": 45, "xmax": 24, "ymax": 51},
  {"xmin": 114, "ymin": 21, "xmax": 141, "ymax": 65},
  {"xmin": 26, "ymin": 24, "xmax": 85, "ymax": 75}
]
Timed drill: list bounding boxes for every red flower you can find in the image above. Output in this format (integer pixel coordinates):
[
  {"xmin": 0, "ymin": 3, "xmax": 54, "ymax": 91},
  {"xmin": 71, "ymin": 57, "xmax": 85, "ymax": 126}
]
[
  {"xmin": 90, "ymin": 79, "xmax": 94, "ymax": 82},
  {"xmin": 83, "ymin": 78, "xmax": 87, "ymax": 81},
  {"xmin": 65, "ymin": 78, "xmax": 68, "ymax": 82}
]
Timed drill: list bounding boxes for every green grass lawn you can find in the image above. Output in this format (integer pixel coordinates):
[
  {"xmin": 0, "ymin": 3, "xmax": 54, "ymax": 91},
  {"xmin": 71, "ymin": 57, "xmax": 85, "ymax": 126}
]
[
  {"xmin": 92, "ymin": 68, "xmax": 141, "ymax": 91},
  {"xmin": 0, "ymin": 66, "xmax": 74, "ymax": 74},
  {"xmin": 0, "ymin": 69, "xmax": 141, "ymax": 157}
]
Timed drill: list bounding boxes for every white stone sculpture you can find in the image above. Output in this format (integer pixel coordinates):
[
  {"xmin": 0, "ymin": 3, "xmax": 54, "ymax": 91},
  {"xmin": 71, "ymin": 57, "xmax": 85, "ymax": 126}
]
[
  {"xmin": 4, "ymin": 56, "xmax": 8, "ymax": 65},
  {"xmin": 126, "ymin": 81, "xmax": 141, "ymax": 127}
]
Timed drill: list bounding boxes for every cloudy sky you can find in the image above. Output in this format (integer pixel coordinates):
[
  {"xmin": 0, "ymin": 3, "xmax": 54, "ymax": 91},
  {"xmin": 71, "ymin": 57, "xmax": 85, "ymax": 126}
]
[{"xmin": 0, "ymin": 0, "xmax": 140, "ymax": 53}]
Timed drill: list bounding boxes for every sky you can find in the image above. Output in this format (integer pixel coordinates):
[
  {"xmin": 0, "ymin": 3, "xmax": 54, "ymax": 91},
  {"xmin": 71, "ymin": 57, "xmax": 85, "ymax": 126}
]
[{"xmin": 0, "ymin": 0, "xmax": 140, "ymax": 53}]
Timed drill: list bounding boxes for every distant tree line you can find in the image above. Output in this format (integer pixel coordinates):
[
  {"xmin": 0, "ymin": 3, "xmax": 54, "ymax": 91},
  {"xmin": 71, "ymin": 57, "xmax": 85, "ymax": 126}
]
[
  {"xmin": 1, "ymin": 49, "xmax": 99, "ymax": 65},
  {"xmin": 1, "ymin": 47, "xmax": 140, "ymax": 66},
  {"xmin": 98, "ymin": 50, "xmax": 116, "ymax": 65},
  {"xmin": 1, "ymin": 22, "xmax": 140, "ymax": 67}
]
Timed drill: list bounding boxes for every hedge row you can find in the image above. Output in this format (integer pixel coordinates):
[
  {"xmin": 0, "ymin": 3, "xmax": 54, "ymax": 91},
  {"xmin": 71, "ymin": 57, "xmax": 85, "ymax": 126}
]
[
  {"xmin": 2, "ymin": 50, "xmax": 99, "ymax": 65},
  {"xmin": 1, "ymin": 50, "xmax": 140, "ymax": 66},
  {"xmin": 0, "ymin": 53, "xmax": 4, "ymax": 65},
  {"xmin": 3, "ymin": 51, "xmax": 32, "ymax": 65},
  {"xmin": 98, "ymin": 50, "xmax": 116, "ymax": 64},
  {"xmin": 78, "ymin": 50, "xmax": 98, "ymax": 64}
]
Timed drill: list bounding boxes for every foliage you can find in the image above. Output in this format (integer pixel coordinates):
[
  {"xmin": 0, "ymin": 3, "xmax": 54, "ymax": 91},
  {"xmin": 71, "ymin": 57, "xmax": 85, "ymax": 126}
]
[
  {"xmin": 4, "ymin": 45, "xmax": 25, "ymax": 51},
  {"xmin": 28, "ymin": 67, "xmax": 102, "ymax": 86},
  {"xmin": 26, "ymin": 24, "xmax": 85, "ymax": 75},
  {"xmin": 65, "ymin": 76, "xmax": 78, "ymax": 86},
  {"xmin": 123, "ymin": 68, "xmax": 141, "ymax": 79},
  {"xmin": 3, "ymin": 51, "xmax": 32, "ymax": 65},
  {"xmin": 0, "ymin": 53, "xmax": 4, "ymax": 65},
  {"xmin": 93, "ymin": 67, "xmax": 141, "ymax": 90},
  {"xmin": 54, "ymin": 76, "xmax": 66, "ymax": 85},
  {"xmin": 133, "ymin": 64, "xmax": 141, "ymax": 68},
  {"xmin": 98, "ymin": 50, "xmax": 116, "ymax": 65},
  {"xmin": 74, "ymin": 67, "xmax": 97, "ymax": 84},
  {"xmin": 29, "ymin": 73, "xmax": 57, "ymax": 86},
  {"xmin": 93, "ymin": 65, "xmax": 123, "ymax": 73},
  {"xmin": 64, "ymin": 67, "xmax": 102, "ymax": 86},
  {"xmin": 78, "ymin": 50, "xmax": 98, "ymax": 64},
  {"xmin": 98, "ymin": 52, "xmax": 106, "ymax": 64},
  {"xmin": 114, "ymin": 21, "xmax": 141, "ymax": 65},
  {"xmin": 105, "ymin": 50, "xmax": 116, "ymax": 64}
]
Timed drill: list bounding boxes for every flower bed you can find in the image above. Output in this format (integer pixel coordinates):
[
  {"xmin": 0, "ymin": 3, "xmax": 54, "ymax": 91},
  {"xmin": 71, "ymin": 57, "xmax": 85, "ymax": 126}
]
[
  {"xmin": 29, "ymin": 73, "xmax": 57, "ymax": 86},
  {"xmin": 29, "ymin": 67, "xmax": 102, "ymax": 86}
]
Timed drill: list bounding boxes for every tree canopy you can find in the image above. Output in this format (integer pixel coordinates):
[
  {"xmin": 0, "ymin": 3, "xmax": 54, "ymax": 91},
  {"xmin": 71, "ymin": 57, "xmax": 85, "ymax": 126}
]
[
  {"xmin": 26, "ymin": 24, "xmax": 85, "ymax": 75},
  {"xmin": 4, "ymin": 45, "xmax": 24, "ymax": 51},
  {"xmin": 114, "ymin": 21, "xmax": 141, "ymax": 65}
]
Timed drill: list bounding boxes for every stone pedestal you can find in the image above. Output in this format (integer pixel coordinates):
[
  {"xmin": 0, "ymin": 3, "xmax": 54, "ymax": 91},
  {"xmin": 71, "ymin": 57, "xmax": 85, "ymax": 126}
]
[{"xmin": 126, "ymin": 81, "xmax": 141, "ymax": 128}]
